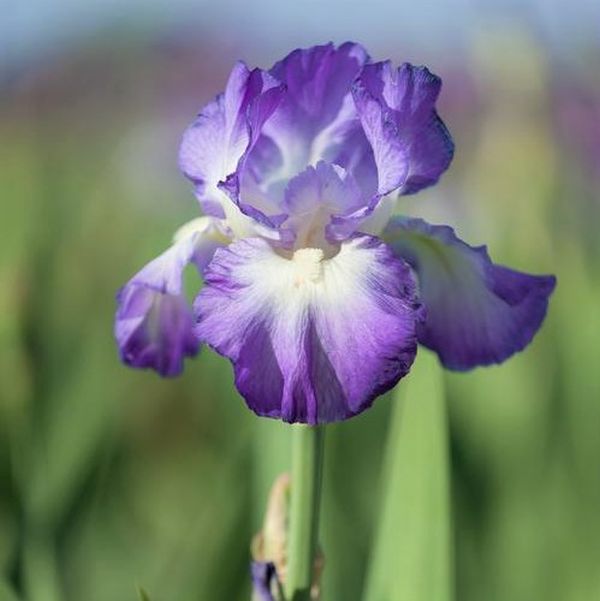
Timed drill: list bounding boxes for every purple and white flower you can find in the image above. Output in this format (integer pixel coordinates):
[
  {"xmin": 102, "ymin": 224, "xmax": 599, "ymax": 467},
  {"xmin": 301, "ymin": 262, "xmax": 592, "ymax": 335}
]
[{"xmin": 115, "ymin": 43, "xmax": 556, "ymax": 423}]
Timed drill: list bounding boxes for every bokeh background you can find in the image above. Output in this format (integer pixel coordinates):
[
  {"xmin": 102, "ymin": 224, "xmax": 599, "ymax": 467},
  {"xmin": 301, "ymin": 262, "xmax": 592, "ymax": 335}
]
[{"xmin": 1, "ymin": 1, "xmax": 599, "ymax": 600}]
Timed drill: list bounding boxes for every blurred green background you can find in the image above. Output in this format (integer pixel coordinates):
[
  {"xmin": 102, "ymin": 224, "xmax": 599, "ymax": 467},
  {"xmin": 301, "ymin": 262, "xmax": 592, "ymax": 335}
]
[{"xmin": 1, "ymin": 2, "xmax": 599, "ymax": 600}]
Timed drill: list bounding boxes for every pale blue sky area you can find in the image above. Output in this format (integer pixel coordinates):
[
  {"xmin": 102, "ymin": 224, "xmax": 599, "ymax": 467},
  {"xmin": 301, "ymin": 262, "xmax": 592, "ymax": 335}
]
[{"xmin": 3, "ymin": 0, "xmax": 599, "ymax": 71}]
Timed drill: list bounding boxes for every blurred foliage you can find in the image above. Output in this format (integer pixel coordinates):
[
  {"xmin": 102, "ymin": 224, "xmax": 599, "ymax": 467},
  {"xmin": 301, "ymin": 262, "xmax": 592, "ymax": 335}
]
[
  {"xmin": 364, "ymin": 350, "xmax": 451, "ymax": 601},
  {"xmin": 1, "ymin": 27, "xmax": 599, "ymax": 601}
]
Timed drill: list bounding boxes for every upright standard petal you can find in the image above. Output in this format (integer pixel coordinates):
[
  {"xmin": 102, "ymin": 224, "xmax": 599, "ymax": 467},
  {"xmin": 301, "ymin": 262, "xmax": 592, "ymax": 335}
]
[
  {"xmin": 383, "ymin": 217, "xmax": 556, "ymax": 370},
  {"xmin": 195, "ymin": 235, "xmax": 421, "ymax": 424},
  {"xmin": 115, "ymin": 218, "xmax": 228, "ymax": 376},
  {"xmin": 353, "ymin": 62, "xmax": 454, "ymax": 195},
  {"xmin": 178, "ymin": 62, "xmax": 284, "ymax": 217},
  {"xmin": 259, "ymin": 43, "xmax": 369, "ymax": 179}
]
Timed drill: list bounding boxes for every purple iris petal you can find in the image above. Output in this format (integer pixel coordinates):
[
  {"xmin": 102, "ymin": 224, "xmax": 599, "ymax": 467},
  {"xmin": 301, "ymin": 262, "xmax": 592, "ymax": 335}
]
[
  {"xmin": 115, "ymin": 286, "xmax": 198, "ymax": 377},
  {"xmin": 383, "ymin": 217, "xmax": 556, "ymax": 370},
  {"xmin": 282, "ymin": 161, "xmax": 363, "ymax": 249},
  {"xmin": 264, "ymin": 42, "xmax": 369, "ymax": 167},
  {"xmin": 178, "ymin": 61, "xmax": 284, "ymax": 217},
  {"xmin": 251, "ymin": 562, "xmax": 278, "ymax": 601},
  {"xmin": 236, "ymin": 43, "xmax": 370, "ymax": 214},
  {"xmin": 353, "ymin": 61, "xmax": 454, "ymax": 196},
  {"xmin": 115, "ymin": 221, "xmax": 226, "ymax": 376},
  {"xmin": 194, "ymin": 235, "xmax": 422, "ymax": 424},
  {"xmin": 218, "ymin": 172, "xmax": 294, "ymax": 245}
]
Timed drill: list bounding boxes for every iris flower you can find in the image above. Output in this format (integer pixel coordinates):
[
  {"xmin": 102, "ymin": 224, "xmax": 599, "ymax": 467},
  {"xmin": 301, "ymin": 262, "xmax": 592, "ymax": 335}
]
[
  {"xmin": 115, "ymin": 43, "xmax": 555, "ymax": 424},
  {"xmin": 251, "ymin": 562, "xmax": 278, "ymax": 601}
]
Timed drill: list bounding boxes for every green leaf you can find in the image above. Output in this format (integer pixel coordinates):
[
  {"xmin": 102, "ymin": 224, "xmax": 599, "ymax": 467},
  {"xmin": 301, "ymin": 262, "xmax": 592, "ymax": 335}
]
[
  {"xmin": 0, "ymin": 579, "xmax": 21, "ymax": 601},
  {"xmin": 22, "ymin": 535, "xmax": 64, "ymax": 601},
  {"xmin": 252, "ymin": 418, "xmax": 291, "ymax": 532},
  {"xmin": 363, "ymin": 350, "xmax": 453, "ymax": 601},
  {"xmin": 136, "ymin": 585, "xmax": 151, "ymax": 601}
]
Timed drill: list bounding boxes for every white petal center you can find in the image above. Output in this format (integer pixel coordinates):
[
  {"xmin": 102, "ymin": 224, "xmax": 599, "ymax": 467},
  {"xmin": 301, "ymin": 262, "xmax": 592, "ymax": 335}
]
[{"xmin": 292, "ymin": 247, "xmax": 325, "ymax": 285}]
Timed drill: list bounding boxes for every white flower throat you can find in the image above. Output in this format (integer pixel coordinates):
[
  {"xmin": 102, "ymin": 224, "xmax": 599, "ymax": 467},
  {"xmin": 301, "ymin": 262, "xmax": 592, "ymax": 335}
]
[{"xmin": 291, "ymin": 247, "xmax": 325, "ymax": 286}]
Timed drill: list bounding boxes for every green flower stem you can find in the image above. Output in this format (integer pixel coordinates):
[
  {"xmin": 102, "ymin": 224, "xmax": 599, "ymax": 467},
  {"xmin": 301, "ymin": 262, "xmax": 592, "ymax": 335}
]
[{"xmin": 285, "ymin": 425, "xmax": 325, "ymax": 601}]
